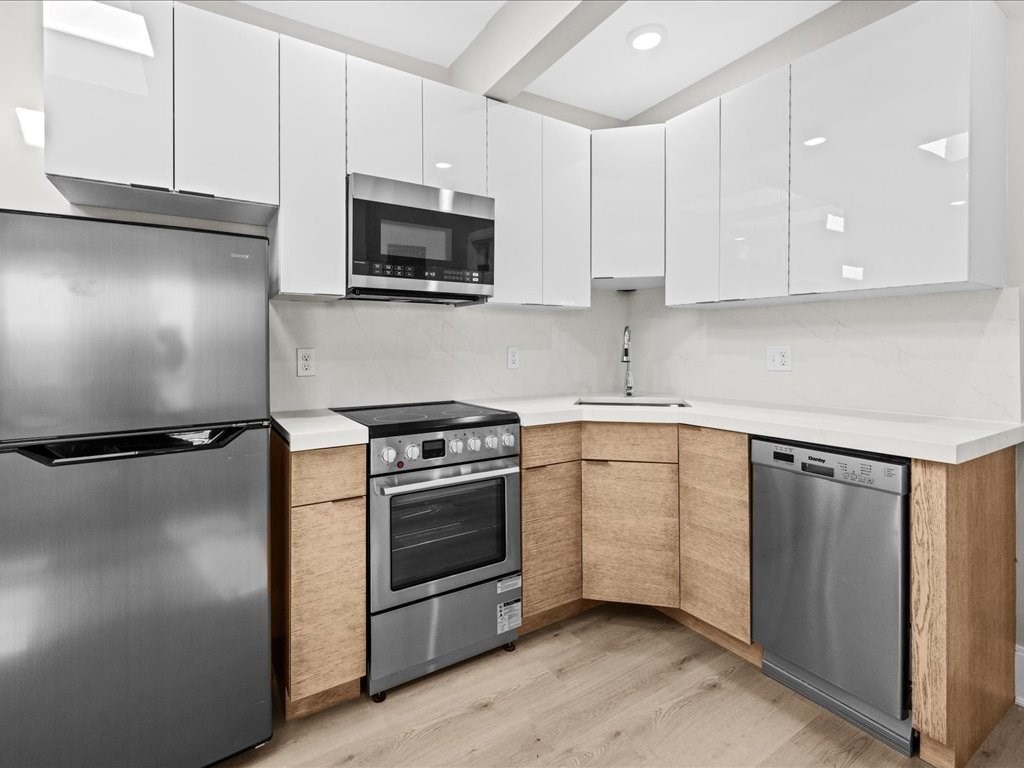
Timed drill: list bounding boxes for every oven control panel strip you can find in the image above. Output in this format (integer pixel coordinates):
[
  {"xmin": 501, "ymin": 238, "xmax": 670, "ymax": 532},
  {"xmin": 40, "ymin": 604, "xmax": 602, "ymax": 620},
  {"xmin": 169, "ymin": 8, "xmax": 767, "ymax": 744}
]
[{"xmin": 369, "ymin": 424, "xmax": 520, "ymax": 476}]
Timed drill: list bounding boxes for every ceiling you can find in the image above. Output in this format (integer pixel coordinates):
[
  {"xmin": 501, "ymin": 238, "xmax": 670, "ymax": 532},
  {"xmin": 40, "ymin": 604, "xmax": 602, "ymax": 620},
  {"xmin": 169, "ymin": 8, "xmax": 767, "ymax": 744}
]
[{"xmin": 232, "ymin": 0, "xmax": 859, "ymax": 124}]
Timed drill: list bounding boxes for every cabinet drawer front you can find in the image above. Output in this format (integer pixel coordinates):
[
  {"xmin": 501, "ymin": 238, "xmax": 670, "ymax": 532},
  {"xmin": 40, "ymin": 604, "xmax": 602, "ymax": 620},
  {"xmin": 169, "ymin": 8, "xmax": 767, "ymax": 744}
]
[
  {"xmin": 289, "ymin": 498, "xmax": 366, "ymax": 700},
  {"xmin": 291, "ymin": 445, "xmax": 365, "ymax": 506},
  {"xmin": 522, "ymin": 423, "xmax": 581, "ymax": 468},
  {"xmin": 522, "ymin": 461, "xmax": 581, "ymax": 523},
  {"xmin": 582, "ymin": 423, "xmax": 677, "ymax": 463}
]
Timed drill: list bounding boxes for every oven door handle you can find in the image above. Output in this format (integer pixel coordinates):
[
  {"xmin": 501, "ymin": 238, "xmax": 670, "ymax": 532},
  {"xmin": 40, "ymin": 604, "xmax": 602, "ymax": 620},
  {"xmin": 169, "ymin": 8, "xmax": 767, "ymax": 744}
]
[{"xmin": 380, "ymin": 466, "xmax": 519, "ymax": 496}]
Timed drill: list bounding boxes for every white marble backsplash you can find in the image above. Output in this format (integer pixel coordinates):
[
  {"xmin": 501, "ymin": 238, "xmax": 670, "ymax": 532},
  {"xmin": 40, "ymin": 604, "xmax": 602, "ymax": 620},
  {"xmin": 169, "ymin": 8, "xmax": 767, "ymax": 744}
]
[
  {"xmin": 626, "ymin": 287, "xmax": 1023, "ymax": 423},
  {"xmin": 270, "ymin": 290, "xmax": 630, "ymax": 411}
]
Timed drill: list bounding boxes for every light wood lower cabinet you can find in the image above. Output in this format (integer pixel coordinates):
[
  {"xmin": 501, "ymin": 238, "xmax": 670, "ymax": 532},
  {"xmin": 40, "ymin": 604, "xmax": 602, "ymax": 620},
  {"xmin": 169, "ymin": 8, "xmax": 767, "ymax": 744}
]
[
  {"xmin": 522, "ymin": 461, "xmax": 582, "ymax": 618},
  {"xmin": 677, "ymin": 425, "xmax": 751, "ymax": 643},
  {"xmin": 582, "ymin": 459, "xmax": 679, "ymax": 607},
  {"xmin": 271, "ymin": 432, "xmax": 367, "ymax": 720}
]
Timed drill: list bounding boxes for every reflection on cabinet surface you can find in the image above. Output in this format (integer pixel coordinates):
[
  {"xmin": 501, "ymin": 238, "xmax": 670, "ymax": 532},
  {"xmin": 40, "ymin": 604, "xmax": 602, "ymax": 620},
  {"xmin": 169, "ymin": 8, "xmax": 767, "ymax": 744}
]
[{"xmin": 789, "ymin": 0, "xmax": 1006, "ymax": 296}]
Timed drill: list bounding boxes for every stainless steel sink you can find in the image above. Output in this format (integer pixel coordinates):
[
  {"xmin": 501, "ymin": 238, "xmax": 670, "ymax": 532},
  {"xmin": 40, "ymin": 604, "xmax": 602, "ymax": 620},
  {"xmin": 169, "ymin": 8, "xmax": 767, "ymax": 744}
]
[{"xmin": 575, "ymin": 395, "xmax": 691, "ymax": 407}]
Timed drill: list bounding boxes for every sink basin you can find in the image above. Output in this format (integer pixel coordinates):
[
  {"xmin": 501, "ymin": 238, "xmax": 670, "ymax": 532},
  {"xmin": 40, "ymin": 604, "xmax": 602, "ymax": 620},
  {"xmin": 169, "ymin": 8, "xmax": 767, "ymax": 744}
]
[{"xmin": 576, "ymin": 396, "xmax": 691, "ymax": 407}]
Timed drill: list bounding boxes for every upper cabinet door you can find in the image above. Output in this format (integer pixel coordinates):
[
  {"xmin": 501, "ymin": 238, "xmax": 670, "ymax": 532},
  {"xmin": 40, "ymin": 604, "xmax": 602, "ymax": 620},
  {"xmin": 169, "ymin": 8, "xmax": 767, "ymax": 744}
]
[
  {"xmin": 347, "ymin": 57, "xmax": 422, "ymax": 185},
  {"xmin": 591, "ymin": 125, "xmax": 665, "ymax": 279},
  {"xmin": 487, "ymin": 101, "xmax": 543, "ymax": 305},
  {"xmin": 665, "ymin": 99, "xmax": 720, "ymax": 306},
  {"xmin": 719, "ymin": 67, "xmax": 789, "ymax": 301},
  {"xmin": 44, "ymin": 1, "xmax": 173, "ymax": 189},
  {"xmin": 173, "ymin": 4, "xmax": 278, "ymax": 204},
  {"xmin": 542, "ymin": 117, "xmax": 591, "ymax": 308},
  {"xmin": 273, "ymin": 37, "xmax": 347, "ymax": 298},
  {"xmin": 789, "ymin": 1, "xmax": 1002, "ymax": 294},
  {"xmin": 422, "ymin": 81, "xmax": 486, "ymax": 196}
]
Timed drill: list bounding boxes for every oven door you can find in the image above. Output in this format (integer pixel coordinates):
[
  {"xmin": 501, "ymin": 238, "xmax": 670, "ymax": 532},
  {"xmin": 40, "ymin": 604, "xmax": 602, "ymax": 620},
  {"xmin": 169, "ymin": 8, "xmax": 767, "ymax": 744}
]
[{"xmin": 368, "ymin": 457, "xmax": 521, "ymax": 613}]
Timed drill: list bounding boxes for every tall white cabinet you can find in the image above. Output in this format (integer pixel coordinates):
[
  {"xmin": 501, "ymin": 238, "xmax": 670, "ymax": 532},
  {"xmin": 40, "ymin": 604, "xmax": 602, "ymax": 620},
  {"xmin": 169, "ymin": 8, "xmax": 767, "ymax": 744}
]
[
  {"xmin": 272, "ymin": 37, "xmax": 347, "ymax": 298},
  {"xmin": 347, "ymin": 57, "xmax": 423, "ymax": 185},
  {"xmin": 422, "ymin": 81, "xmax": 487, "ymax": 196},
  {"xmin": 487, "ymin": 101, "xmax": 543, "ymax": 305},
  {"xmin": 173, "ymin": 3, "xmax": 279, "ymax": 204},
  {"xmin": 789, "ymin": 0, "xmax": 1006, "ymax": 295},
  {"xmin": 591, "ymin": 125, "xmax": 665, "ymax": 282},
  {"xmin": 542, "ymin": 117, "xmax": 591, "ymax": 308}
]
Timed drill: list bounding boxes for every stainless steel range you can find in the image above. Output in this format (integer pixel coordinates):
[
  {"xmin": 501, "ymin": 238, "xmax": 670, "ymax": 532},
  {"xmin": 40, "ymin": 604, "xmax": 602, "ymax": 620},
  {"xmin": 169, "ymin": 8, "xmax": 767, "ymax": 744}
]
[{"xmin": 333, "ymin": 401, "xmax": 522, "ymax": 701}]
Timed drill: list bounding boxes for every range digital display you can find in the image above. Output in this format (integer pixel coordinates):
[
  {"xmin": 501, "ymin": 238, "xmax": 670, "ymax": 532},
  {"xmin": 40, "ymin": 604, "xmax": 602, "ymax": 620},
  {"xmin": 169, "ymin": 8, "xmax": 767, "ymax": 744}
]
[{"xmin": 422, "ymin": 439, "xmax": 446, "ymax": 460}]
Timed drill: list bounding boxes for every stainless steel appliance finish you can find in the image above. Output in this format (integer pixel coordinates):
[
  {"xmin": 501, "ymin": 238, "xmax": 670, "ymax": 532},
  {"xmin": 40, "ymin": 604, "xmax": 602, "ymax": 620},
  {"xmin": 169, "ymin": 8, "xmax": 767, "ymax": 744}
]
[
  {"xmin": 0, "ymin": 212, "xmax": 271, "ymax": 767},
  {"xmin": 751, "ymin": 438, "xmax": 913, "ymax": 755},
  {"xmin": 0, "ymin": 210, "xmax": 268, "ymax": 444},
  {"xmin": 347, "ymin": 173, "xmax": 495, "ymax": 305}
]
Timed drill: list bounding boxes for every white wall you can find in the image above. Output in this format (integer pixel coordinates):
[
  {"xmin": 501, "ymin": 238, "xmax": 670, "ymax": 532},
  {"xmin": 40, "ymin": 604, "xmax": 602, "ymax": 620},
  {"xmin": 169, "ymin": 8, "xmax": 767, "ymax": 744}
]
[{"xmin": 270, "ymin": 292, "xmax": 628, "ymax": 412}]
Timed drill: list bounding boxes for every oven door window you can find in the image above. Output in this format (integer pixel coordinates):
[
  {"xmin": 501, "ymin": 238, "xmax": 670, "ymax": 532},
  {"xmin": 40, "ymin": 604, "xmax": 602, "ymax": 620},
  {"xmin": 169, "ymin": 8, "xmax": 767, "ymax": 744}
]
[{"xmin": 389, "ymin": 478, "xmax": 505, "ymax": 591}]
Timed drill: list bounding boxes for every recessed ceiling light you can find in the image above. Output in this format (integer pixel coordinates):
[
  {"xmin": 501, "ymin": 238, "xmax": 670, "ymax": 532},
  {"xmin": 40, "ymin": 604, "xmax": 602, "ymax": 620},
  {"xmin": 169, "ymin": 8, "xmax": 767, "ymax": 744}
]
[
  {"xmin": 950, "ymin": 200, "xmax": 966, "ymax": 206},
  {"xmin": 803, "ymin": 136, "xmax": 827, "ymax": 147},
  {"xmin": 434, "ymin": 162, "xmax": 452, "ymax": 169},
  {"xmin": 43, "ymin": 1, "xmax": 154, "ymax": 57},
  {"xmin": 628, "ymin": 25, "xmax": 665, "ymax": 51},
  {"xmin": 15, "ymin": 108, "xmax": 44, "ymax": 148}
]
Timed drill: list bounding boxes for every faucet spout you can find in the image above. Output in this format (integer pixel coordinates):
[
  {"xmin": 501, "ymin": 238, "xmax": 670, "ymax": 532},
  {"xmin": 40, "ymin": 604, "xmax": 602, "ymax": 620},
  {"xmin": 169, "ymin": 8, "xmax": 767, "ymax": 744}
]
[{"xmin": 622, "ymin": 326, "xmax": 633, "ymax": 397}]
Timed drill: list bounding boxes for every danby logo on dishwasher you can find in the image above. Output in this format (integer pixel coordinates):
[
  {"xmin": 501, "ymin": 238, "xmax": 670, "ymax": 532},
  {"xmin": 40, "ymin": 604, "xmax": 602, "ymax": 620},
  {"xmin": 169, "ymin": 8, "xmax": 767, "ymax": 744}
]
[{"xmin": 807, "ymin": 455, "xmax": 827, "ymax": 464}]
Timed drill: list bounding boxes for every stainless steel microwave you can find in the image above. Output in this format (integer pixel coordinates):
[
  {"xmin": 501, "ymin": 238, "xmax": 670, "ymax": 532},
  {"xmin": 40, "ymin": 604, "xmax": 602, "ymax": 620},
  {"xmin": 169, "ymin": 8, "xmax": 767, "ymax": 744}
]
[{"xmin": 347, "ymin": 173, "xmax": 495, "ymax": 305}]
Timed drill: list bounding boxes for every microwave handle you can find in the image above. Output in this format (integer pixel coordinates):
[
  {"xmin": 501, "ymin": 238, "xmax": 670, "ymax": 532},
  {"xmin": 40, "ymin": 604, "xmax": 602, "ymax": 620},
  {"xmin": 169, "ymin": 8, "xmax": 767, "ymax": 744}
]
[{"xmin": 380, "ymin": 466, "xmax": 519, "ymax": 496}]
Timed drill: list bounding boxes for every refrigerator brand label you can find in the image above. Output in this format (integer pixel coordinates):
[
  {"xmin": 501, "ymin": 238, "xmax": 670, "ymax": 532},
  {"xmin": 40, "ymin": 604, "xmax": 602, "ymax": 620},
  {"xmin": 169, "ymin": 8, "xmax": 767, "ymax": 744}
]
[
  {"xmin": 497, "ymin": 598, "xmax": 522, "ymax": 634},
  {"xmin": 497, "ymin": 575, "xmax": 522, "ymax": 594}
]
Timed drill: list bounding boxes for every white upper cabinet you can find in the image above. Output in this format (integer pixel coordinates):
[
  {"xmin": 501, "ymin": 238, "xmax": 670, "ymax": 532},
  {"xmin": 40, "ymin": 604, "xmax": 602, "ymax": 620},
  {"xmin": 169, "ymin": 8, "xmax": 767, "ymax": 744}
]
[
  {"xmin": 422, "ymin": 81, "xmax": 486, "ymax": 196},
  {"xmin": 542, "ymin": 116, "xmax": 591, "ymax": 308},
  {"xmin": 719, "ymin": 67, "xmax": 789, "ymax": 301},
  {"xmin": 790, "ymin": 0, "xmax": 1006, "ymax": 295},
  {"xmin": 347, "ymin": 57, "xmax": 422, "ymax": 185},
  {"xmin": 44, "ymin": 1, "xmax": 173, "ymax": 189},
  {"xmin": 591, "ymin": 125, "xmax": 665, "ymax": 281},
  {"xmin": 174, "ymin": 3, "xmax": 278, "ymax": 204},
  {"xmin": 665, "ymin": 99, "xmax": 720, "ymax": 306},
  {"xmin": 272, "ymin": 37, "xmax": 347, "ymax": 298},
  {"xmin": 487, "ymin": 101, "xmax": 543, "ymax": 305}
]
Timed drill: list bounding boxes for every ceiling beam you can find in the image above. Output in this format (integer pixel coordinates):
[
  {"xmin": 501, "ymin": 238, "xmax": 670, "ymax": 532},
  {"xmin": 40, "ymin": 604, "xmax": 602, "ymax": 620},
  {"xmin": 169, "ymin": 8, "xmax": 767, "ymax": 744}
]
[{"xmin": 450, "ymin": 0, "xmax": 625, "ymax": 102}]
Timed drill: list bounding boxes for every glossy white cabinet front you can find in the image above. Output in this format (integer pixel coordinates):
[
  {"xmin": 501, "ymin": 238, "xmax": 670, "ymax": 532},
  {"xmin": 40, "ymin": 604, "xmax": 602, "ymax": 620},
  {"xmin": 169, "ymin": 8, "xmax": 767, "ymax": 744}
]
[
  {"xmin": 272, "ymin": 37, "xmax": 346, "ymax": 298},
  {"xmin": 542, "ymin": 117, "xmax": 591, "ymax": 308},
  {"xmin": 347, "ymin": 57, "xmax": 423, "ymax": 185},
  {"xmin": 790, "ymin": 0, "xmax": 1005, "ymax": 295},
  {"xmin": 591, "ymin": 125, "xmax": 665, "ymax": 280},
  {"xmin": 174, "ymin": 3, "xmax": 278, "ymax": 204},
  {"xmin": 665, "ymin": 99, "xmax": 720, "ymax": 305},
  {"xmin": 487, "ymin": 101, "xmax": 543, "ymax": 305},
  {"xmin": 44, "ymin": 1, "xmax": 173, "ymax": 189},
  {"xmin": 719, "ymin": 68, "xmax": 789, "ymax": 301},
  {"xmin": 422, "ymin": 81, "xmax": 487, "ymax": 196}
]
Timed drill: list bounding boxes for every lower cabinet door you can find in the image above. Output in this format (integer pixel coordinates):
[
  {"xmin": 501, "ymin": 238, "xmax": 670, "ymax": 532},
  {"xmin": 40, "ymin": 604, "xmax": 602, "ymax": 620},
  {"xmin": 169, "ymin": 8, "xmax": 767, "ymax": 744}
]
[
  {"xmin": 582, "ymin": 460, "xmax": 679, "ymax": 607},
  {"xmin": 522, "ymin": 462, "xmax": 582, "ymax": 619},
  {"xmin": 289, "ymin": 497, "xmax": 366, "ymax": 701}
]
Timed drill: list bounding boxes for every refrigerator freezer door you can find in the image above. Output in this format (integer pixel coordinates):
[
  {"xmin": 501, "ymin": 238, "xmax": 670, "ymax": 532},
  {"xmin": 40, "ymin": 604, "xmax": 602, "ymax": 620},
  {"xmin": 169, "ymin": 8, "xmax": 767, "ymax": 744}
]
[
  {"xmin": 0, "ymin": 426, "xmax": 271, "ymax": 768},
  {"xmin": 0, "ymin": 212, "xmax": 268, "ymax": 443}
]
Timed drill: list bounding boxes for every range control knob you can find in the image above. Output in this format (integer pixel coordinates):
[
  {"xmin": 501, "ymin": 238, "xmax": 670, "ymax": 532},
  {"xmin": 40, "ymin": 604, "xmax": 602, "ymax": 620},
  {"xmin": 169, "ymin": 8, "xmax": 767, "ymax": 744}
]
[
  {"xmin": 502, "ymin": 433, "xmax": 516, "ymax": 448},
  {"xmin": 449, "ymin": 438, "xmax": 464, "ymax": 454},
  {"xmin": 404, "ymin": 444, "xmax": 420, "ymax": 460},
  {"xmin": 485, "ymin": 435, "xmax": 499, "ymax": 450},
  {"xmin": 467, "ymin": 436, "xmax": 482, "ymax": 452},
  {"xmin": 380, "ymin": 446, "xmax": 397, "ymax": 464}
]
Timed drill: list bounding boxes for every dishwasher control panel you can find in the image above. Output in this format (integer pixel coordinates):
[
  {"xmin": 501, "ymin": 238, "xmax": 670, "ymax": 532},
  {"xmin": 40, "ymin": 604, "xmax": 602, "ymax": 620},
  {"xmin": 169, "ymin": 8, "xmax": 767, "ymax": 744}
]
[{"xmin": 752, "ymin": 439, "xmax": 909, "ymax": 495}]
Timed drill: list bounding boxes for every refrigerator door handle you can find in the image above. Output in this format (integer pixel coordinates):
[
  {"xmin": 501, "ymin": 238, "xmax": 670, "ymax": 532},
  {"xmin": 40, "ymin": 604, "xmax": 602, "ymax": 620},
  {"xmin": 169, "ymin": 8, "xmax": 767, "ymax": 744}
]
[{"xmin": 16, "ymin": 426, "xmax": 249, "ymax": 467}]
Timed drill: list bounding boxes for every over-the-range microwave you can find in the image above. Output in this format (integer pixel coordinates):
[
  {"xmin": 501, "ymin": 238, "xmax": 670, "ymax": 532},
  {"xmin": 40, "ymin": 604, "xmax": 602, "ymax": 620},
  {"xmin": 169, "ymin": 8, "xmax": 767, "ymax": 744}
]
[{"xmin": 347, "ymin": 173, "xmax": 495, "ymax": 305}]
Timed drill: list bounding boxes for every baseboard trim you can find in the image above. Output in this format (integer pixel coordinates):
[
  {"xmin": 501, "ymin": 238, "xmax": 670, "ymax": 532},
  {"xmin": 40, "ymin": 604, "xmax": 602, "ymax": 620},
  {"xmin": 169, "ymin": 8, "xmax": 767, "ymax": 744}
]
[{"xmin": 1016, "ymin": 644, "xmax": 1024, "ymax": 707}]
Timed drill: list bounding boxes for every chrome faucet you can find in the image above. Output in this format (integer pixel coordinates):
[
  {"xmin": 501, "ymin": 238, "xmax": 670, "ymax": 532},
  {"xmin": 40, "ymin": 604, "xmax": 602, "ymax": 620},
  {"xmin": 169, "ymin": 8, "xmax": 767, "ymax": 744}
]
[{"xmin": 622, "ymin": 326, "xmax": 634, "ymax": 397}]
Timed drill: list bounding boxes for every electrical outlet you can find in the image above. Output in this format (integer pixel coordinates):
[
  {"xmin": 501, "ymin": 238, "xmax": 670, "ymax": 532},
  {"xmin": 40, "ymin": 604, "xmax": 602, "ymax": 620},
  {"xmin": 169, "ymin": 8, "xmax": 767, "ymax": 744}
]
[
  {"xmin": 296, "ymin": 347, "xmax": 316, "ymax": 377},
  {"xmin": 766, "ymin": 346, "xmax": 792, "ymax": 372},
  {"xmin": 507, "ymin": 346, "xmax": 520, "ymax": 370}
]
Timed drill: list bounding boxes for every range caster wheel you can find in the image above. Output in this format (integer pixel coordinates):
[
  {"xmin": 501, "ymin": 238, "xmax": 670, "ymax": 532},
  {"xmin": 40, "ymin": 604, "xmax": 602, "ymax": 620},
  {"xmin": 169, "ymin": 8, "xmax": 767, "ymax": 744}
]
[
  {"xmin": 371, "ymin": 691, "xmax": 387, "ymax": 703},
  {"xmin": 503, "ymin": 642, "xmax": 516, "ymax": 652}
]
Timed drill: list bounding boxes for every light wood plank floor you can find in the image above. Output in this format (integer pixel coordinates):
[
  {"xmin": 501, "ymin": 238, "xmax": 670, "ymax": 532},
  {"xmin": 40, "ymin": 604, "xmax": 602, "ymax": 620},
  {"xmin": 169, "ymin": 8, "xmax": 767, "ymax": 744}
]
[{"xmin": 225, "ymin": 605, "xmax": 1024, "ymax": 768}]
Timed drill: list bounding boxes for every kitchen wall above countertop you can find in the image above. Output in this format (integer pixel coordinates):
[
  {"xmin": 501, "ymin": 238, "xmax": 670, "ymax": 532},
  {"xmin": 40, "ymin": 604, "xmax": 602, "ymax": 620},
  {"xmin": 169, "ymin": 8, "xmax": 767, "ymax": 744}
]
[{"xmin": 272, "ymin": 394, "xmax": 1024, "ymax": 464}]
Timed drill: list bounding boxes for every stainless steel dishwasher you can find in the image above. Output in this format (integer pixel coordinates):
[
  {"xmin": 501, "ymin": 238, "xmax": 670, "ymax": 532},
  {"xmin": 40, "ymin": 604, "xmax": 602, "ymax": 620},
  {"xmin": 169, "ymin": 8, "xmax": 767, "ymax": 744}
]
[{"xmin": 751, "ymin": 438, "xmax": 914, "ymax": 755}]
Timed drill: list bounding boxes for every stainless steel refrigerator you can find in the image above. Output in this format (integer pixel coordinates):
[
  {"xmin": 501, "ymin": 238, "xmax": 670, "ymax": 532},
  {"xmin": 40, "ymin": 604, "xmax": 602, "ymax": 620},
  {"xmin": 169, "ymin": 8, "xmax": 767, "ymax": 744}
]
[{"xmin": 0, "ymin": 211, "xmax": 271, "ymax": 767}]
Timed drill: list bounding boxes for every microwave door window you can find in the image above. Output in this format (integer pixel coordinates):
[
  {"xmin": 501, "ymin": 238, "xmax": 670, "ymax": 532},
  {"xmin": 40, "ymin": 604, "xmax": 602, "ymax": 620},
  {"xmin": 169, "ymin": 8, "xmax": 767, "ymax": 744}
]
[
  {"xmin": 381, "ymin": 221, "xmax": 452, "ymax": 262},
  {"xmin": 389, "ymin": 478, "xmax": 506, "ymax": 590}
]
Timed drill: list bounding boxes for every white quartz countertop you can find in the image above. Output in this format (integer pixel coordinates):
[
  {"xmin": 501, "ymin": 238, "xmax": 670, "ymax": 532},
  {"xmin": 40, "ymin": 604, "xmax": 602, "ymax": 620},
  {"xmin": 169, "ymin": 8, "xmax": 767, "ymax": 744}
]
[{"xmin": 273, "ymin": 396, "xmax": 1024, "ymax": 463}]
